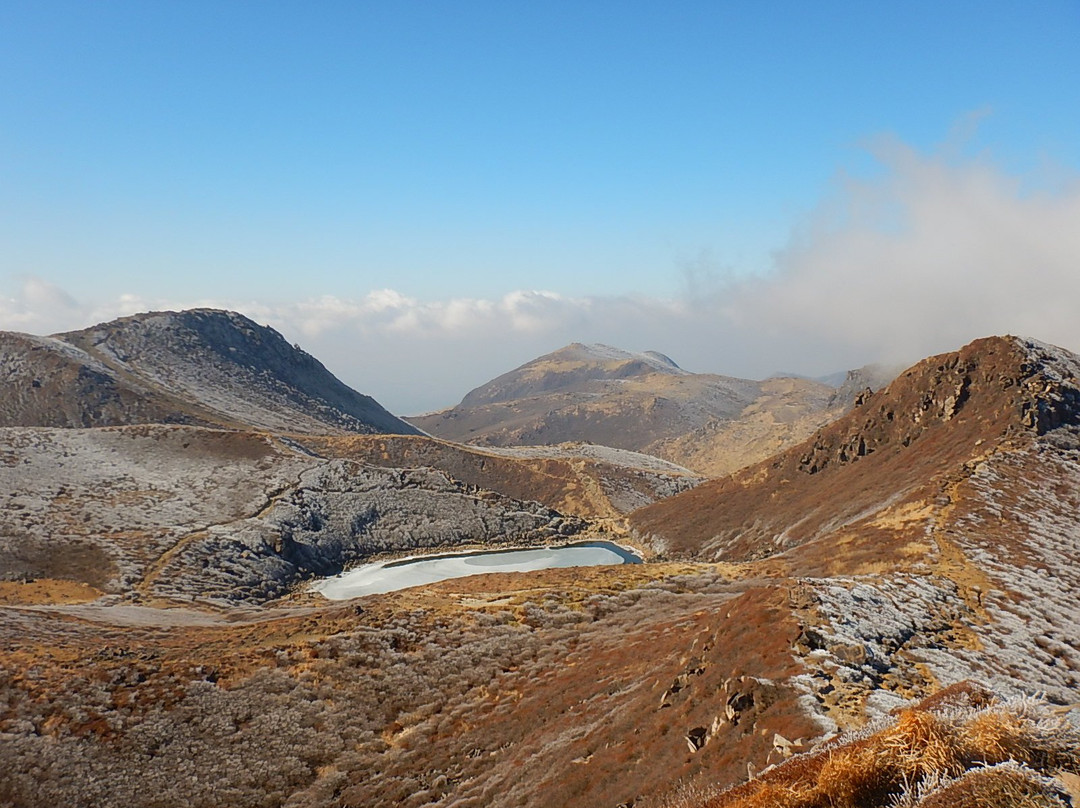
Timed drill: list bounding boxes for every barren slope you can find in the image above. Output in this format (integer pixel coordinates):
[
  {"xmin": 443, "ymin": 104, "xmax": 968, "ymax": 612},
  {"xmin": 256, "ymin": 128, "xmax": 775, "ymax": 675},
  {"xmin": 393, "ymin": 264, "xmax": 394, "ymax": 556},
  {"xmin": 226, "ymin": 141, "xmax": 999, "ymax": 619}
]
[
  {"xmin": 297, "ymin": 433, "xmax": 701, "ymax": 519},
  {"xmin": 630, "ymin": 335, "xmax": 1079, "ymax": 564},
  {"xmin": 0, "ymin": 425, "xmax": 594, "ymax": 605}
]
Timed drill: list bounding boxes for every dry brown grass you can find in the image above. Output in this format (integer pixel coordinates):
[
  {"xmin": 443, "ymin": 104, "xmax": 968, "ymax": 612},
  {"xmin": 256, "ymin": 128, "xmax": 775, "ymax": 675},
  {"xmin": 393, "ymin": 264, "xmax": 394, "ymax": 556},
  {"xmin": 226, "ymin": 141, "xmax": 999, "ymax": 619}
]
[
  {"xmin": 0, "ymin": 578, "xmax": 104, "ymax": 605},
  {"xmin": 687, "ymin": 682, "xmax": 1080, "ymax": 808}
]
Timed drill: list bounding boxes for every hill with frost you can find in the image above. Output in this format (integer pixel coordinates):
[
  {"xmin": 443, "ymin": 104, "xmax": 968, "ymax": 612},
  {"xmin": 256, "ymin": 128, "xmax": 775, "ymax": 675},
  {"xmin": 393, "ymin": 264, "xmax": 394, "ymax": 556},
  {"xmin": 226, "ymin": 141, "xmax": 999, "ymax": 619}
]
[
  {"xmin": 632, "ymin": 335, "xmax": 1080, "ymax": 708},
  {"xmin": 2, "ymin": 332, "xmax": 1079, "ymax": 808},
  {"xmin": 410, "ymin": 342, "xmax": 850, "ymax": 477},
  {"xmin": 0, "ymin": 309, "xmax": 418, "ymax": 435}
]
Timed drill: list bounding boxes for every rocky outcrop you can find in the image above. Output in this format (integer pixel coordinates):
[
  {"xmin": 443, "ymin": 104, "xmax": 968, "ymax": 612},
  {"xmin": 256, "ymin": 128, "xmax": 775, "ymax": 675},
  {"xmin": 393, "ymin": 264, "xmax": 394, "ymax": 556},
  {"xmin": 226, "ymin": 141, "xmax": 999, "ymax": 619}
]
[
  {"xmin": 0, "ymin": 425, "xmax": 591, "ymax": 605},
  {"xmin": 797, "ymin": 337, "xmax": 1080, "ymax": 477},
  {"xmin": 629, "ymin": 335, "xmax": 1080, "ymax": 562},
  {"xmin": 299, "ymin": 434, "xmax": 702, "ymax": 519}
]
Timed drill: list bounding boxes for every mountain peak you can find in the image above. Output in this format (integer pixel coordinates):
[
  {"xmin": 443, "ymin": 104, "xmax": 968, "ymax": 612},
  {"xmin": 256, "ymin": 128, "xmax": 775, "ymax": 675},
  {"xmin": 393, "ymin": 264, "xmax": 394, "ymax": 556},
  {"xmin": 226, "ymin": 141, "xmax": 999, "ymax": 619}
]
[
  {"xmin": 409, "ymin": 341, "xmax": 843, "ymax": 475},
  {"xmin": 1, "ymin": 308, "xmax": 418, "ymax": 435},
  {"xmin": 552, "ymin": 342, "xmax": 686, "ymax": 374},
  {"xmin": 456, "ymin": 342, "xmax": 690, "ymax": 410}
]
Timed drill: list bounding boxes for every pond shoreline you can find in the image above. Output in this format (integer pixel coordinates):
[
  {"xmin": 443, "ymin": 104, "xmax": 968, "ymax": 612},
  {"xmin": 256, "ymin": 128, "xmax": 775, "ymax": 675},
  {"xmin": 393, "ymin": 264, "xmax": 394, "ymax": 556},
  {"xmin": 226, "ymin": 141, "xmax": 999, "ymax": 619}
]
[{"xmin": 379, "ymin": 539, "xmax": 642, "ymax": 568}]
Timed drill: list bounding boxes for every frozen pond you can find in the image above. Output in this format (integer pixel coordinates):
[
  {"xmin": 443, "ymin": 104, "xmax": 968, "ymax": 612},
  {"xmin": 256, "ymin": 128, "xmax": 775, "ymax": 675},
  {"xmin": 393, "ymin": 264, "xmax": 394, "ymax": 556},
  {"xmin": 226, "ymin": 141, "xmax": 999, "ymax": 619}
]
[{"xmin": 311, "ymin": 541, "xmax": 641, "ymax": 599}]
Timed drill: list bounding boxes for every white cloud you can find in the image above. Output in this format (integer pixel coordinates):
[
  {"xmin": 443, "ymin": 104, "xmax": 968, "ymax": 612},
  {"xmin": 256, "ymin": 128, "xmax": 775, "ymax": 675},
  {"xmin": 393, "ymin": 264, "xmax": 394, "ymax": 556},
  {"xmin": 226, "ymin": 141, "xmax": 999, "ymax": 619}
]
[
  {"xmin": 2, "ymin": 136, "xmax": 1079, "ymax": 414},
  {"xmin": 754, "ymin": 138, "xmax": 1080, "ymax": 367}
]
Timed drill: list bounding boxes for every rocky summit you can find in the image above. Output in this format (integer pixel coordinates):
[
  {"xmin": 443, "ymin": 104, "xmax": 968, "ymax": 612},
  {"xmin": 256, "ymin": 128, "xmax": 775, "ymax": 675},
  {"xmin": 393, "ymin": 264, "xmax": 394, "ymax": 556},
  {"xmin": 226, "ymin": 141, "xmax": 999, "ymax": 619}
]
[{"xmin": 1, "ymin": 321, "xmax": 1078, "ymax": 808}]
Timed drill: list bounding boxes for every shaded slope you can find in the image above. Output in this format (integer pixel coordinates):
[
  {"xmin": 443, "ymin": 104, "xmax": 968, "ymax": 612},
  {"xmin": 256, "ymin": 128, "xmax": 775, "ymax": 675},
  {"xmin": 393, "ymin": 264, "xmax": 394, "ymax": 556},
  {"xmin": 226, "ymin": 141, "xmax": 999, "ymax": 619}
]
[
  {"xmin": 0, "ymin": 309, "xmax": 418, "ymax": 435},
  {"xmin": 0, "ymin": 332, "xmax": 191, "ymax": 428}
]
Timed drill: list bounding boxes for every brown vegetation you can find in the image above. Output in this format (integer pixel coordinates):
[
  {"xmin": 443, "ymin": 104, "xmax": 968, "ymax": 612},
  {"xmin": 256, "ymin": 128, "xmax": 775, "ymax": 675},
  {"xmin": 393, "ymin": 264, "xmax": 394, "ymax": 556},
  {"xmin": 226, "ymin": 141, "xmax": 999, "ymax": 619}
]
[
  {"xmin": 0, "ymin": 567, "xmax": 822, "ymax": 808},
  {"xmin": 629, "ymin": 336, "xmax": 1077, "ymax": 567},
  {"xmin": 675, "ymin": 682, "xmax": 1079, "ymax": 808},
  {"xmin": 3, "ymin": 328, "xmax": 1080, "ymax": 807}
]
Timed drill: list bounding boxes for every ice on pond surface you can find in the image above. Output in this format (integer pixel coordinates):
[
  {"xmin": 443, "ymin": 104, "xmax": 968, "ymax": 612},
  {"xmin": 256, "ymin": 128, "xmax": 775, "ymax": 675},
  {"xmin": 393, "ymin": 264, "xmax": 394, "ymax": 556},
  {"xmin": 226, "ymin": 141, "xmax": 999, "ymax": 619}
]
[{"xmin": 311, "ymin": 541, "xmax": 640, "ymax": 599}]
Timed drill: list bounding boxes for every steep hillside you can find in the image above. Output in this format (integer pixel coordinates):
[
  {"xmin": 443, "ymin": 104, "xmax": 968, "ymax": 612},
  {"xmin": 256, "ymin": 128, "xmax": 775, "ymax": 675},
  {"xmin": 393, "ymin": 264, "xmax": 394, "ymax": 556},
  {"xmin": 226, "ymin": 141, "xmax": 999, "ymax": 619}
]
[
  {"xmin": 0, "ymin": 332, "xmax": 192, "ymax": 428},
  {"xmin": 629, "ymin": 335, "xmax": 1080, "ymax": 564},
  {"xmin": 410, "ymin": 342, "xmax": 844, "ymax": 476},
  {"xmin": 0, "ymin": 309, "xmax": 418, "ymax": 435},
  {"xmin": 631, "ymin": 335, "xmax": 1080, "ymax": 714}
]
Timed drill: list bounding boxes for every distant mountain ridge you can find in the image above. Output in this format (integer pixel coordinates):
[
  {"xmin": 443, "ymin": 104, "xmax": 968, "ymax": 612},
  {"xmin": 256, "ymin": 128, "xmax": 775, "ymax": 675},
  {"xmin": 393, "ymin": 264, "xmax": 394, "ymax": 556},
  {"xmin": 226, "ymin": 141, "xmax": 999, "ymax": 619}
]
[
  {"xmin": 459, "ymin": 343, "xmax": 690, "ymax": 408},
  {"xmin": 0, "ymin": 309, "xmax": 419, "ymax": 436},
  {"xmin": 410, "ymin": 342, "xmax": 849, "ymax": 476}
]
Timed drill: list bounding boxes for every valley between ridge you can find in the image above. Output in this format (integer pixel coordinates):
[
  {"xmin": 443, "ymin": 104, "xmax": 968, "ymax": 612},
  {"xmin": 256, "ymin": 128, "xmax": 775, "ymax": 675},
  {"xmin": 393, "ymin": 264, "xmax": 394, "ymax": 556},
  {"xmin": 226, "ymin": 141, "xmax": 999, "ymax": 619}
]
[{"xmin": 1, "ymin": 312, "xmax": 1078, "ymax": 808}]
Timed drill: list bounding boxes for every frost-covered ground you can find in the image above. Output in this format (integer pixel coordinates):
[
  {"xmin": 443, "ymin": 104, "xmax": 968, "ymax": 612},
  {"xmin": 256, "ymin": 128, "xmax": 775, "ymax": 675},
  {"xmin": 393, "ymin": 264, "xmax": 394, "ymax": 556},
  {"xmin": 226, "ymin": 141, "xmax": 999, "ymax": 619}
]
[
  {"xmin": 0, "ymin": 426, "xmax": 309, "ymax": 592},
  {"xmin": 464, "ymin": 440, "xmax": 699, "ymax": 475},
  {"xmin": 791, "ymin": 430, "xmax": 1080, "ymax": 729},
  {"xmin": 66, "ymin": 309, "xmax": 419, "ymax": 435},
  {"xmin": 946, "ymin": 439, "xmax": 1080, "ymax": 702},
  {"xmin": 0, "ymin": 425, "xmax": 604, "ymax": 604}
]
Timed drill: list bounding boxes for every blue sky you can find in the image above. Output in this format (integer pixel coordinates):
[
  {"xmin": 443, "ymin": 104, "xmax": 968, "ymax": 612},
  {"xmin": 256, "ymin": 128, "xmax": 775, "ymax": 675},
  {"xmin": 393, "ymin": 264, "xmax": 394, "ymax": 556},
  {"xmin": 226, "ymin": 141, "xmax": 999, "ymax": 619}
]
[{"xmin": 1, "ymin": 2, "xmax": 1079, "ymax": 411}]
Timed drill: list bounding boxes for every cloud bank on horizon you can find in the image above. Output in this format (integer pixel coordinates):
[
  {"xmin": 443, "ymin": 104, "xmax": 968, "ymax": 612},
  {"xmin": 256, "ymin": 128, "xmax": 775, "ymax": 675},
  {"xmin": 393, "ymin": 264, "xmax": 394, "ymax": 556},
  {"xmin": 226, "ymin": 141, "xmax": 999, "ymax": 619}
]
[{"xmin": 3, "ymin": 142, "xmax": 1079, "ymax": 414}]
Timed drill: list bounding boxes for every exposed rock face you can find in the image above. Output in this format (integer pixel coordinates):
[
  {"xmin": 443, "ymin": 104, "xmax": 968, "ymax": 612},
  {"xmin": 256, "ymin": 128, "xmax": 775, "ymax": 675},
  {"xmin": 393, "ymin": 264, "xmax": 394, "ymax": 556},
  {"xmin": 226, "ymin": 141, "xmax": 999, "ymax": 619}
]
[
  {"xmin": 298, "ymin": 434, "xmax": 702, "ymax": 519},
  {"xmin": 148, "ymin": 459, "xmax": 587, "ymax": 604},
  {"xmin": 629, "ymin": 335, "xmax": 1080, "ymax": 562},
  {"xmin": 1, "ymin": 309, "xmax": 419, "ymax": 435},
  {"xmin": 410, "ymin": 342, "xmax": 845, "ymax": 477},
  {"xmin": 824, "ymin": 361, "xmax": 905, "ymax": 410}
]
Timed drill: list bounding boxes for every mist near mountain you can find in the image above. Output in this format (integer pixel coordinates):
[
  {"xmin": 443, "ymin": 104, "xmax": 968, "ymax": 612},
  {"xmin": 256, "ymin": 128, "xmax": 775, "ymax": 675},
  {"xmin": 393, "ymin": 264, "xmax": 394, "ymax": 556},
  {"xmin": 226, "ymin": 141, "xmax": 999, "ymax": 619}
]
[{"xmin": 2, "ymin": 141, "xmax": 1078, "ymax": 414}]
